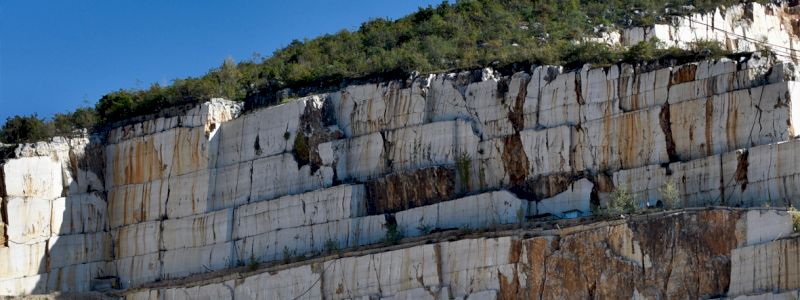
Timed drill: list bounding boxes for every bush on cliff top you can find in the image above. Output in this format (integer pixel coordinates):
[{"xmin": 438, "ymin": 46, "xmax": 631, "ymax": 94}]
[
  {"xmin": 3, "ymin": 0, "xmax": 768, "ymax": 144},
  {"xmin": 0, "ymin": 108, "xmax": 97, "ymax": 144},
  {"xmin": 0, "ymin": 115, "xmax": 51, "ymax": 144}
]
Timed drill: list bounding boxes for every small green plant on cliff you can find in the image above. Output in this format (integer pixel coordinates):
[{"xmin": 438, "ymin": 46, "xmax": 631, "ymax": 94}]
[
  {"xmin": 659, "ymin": 179, "xmax": 681, "ymax": 209},
  {"xmin": 324, "ymin": 239, "xmax": 338, "ymax": 253},
  {"xmin": 383, "ymin": 223, "xmax": 404, "ymax": 245},
  {"xmin": 0, "ymin": 115, "xmax": 52, "ymax": 144},
  {"xmin": 789, "ymin": 206, "xmax": 800, "ymax": 233},
  {"xmin": 459, "ymin": 224, "xmax": 473, "ymax": 235},
  {"xmin": 623, "ymin": 38, "xmax": 663, "ymax": 62},
  {"xmin": 247, "ymin": 254, "xmax": 259, "ymax": 271},
  {"xmin": 687, "ymin": 39, "xmax": 730, "ymax": 59},
  {"xmin": 4, "ymin": 0, "xmax": 769, "ymax": 144},
  {"xmin": 282, "ymin": 246, "xmax": 293, "ymax": 263},
  {"xmin": 455, "ymin": 151, "xmax": 472, "ymax": 190},
  {"xmin": 416, "ymin": 223, "xmax": 433, "ymax": 235},
  {"xmin": 608, "ymin": 185, "xmax": 635, "ymax": 215},
  {"xmin": 292, "ymin": 133, "xmax": 310, "ymax": 165}
]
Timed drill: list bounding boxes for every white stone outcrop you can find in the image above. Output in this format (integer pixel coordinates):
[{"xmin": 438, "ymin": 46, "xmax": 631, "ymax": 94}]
[
  {"xmin": 729, "ymin": 236, "xmax": 800, "ymax": 297},
  {"xmin": 619, "ymin": 2, "xmax": 800, "ymax": 62},
  {"xmin": 4, "ymin": 3, "xmax": 800, "ymax": 295},
  {"xmin": 520, "ymin": 126, "xmax": 574, "ymax": 176},
  {"xmin": 2, "ymin": 157, "xmax": 62, "ymax": 199},
  {"xmin": 533, "ymin": 178, "xmax": 593, "ymax": 217},
  {"xmin": 331, "ymin": 81, "xmax": 426, "ymax": 138}
]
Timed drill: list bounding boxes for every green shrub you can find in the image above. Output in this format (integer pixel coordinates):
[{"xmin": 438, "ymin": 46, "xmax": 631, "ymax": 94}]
[
  {"xmin": 282, "ymin": 246, "xmax": 292, "ymax": 262},
  {"xmin": 324, "ymin": 239, "xmax": 338, "ymax": 253},
  {"xmin": 383, "ymin": 223, "xmax": 404, "ymax": 245},
  {"xmin": 624, "ymin": 38, "xmax": 663, "ymax": 62},
  {"xmin": 565, "ymin": 42, "xmax": 622, "ymax": 67},
  {"xmin": 0, "ymin": 115, "xmax": 53, "ymax": 144},
  {"xmin": 687, "ymin": 39, "xmax": 730, "ymax": 59},
  {"xmin": 459, "ymin": 224, "xmax": 473, "ymax": 234},
  {"xmin": 247, "ymin": 254, "xmax": 259, "ymax": 271},
  {"xmin": 789, "ymin": 206, "xmax": 800, "ymax": 233},
  {"xmin": 292, "ymin": 133, "xmax": 310, "ymax": 165},
  {"xmin": 416, "ymin": 223, "xmax": 433, "ymax": 235},
  {"xmin": 608, "ymin": 185, "xmax": 636, "ymax": 215},
  {"xmin": 659, "ymin": 179, "xmax": 681, "ymax": 209},
  {"xmin": 3, "ymin": 0, "xmax": 771, "ymax": 142},
  {"xmin": 51, "ymin": 107, "xmax": 98, "ymax": 137}
]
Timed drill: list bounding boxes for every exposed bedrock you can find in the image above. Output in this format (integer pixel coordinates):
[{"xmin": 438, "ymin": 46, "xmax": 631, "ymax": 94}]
[
  {"xmin": 4, "ymin": 2, "xmax": 800, "ymax": 296},
  {"xmin": 124, "ymin": 209, "xmax": 800, "ymax": 300}
]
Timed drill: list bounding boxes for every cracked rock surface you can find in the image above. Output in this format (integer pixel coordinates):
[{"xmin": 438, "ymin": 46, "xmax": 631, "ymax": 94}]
[{"xmin": 3, "ymin": 2, "xmax": 800, "ymax": 297}]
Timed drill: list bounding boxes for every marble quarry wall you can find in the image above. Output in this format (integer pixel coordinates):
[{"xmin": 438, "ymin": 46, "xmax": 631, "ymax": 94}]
[
  {"xmin": 2, "ymin": 54, "xmax": 799, "ymax": 297},
  {"xmin": 595, "ymin": 2, "xmax": 800, "ymax": 63},
  {"xmin": 3, "ymin": 2, "xmax": 800, "ymax": 297},
  {"xmin": 124, "ymin": 209, "xmax": 798, "ymax": 300},
  {"xmin": 2, "ymin": 55, "xmax": 800, "ymax": 297}
]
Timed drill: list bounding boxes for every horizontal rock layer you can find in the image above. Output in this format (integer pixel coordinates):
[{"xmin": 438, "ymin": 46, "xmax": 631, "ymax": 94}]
[{"xmin": 122, "ymin": 209, "xmax": 799, "ymax": 300}]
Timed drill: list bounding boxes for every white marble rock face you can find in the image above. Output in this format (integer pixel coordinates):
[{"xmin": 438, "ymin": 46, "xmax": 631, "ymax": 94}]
[
  {"xmin": 5, "ymin": 4, "xmax": 800, "ymax": 296},
  {"xmin": 113, "ymin": 221, "xmax": 161, "ymax": 258},
  {"xmin": 670, "ymin": 82, "xmax": 800, "ymax": 162},
  {"xmin": 47, "ymin": 232, "xmax": 112, "ymax": 269},
  {"xmin": 160, "ymin": 209, "xmax": 232, "ymax": 251},
  {"xmin": 5, "ymin": 197, "xmax": 53, "ymax": 245},
  {"xmin": 50, "ymin": 193, "xmax": 107, "ymax": 235},
  {"xmin": 321, "ymin": 132, "xmax": 387, "ymax": 182},
  {"xmin": 618, "ymin": 2, "xmax": 800, "ymax": 62},
  {"xmin": 106, "ymin": 179, "xmax": 168, "ymax": 229},
  {"xmin": 520, "ymin": 126, "xmax": 574, "ymax": 176},
  {"xmin": 248, "ymin": 154, "xmax": 334, "ymax": 202},
  {"xmin": 160, "ymin": 241, "xmax": 233, "ymax": 279},
  {"xmin": 233, "ymin": 184, "xmax": 366, "ymax": 240},
  {"xmin": 533, "ymin": 178, "xmax": 593, "ymax": 216},
  {"xmin": 574, "ymin": 106, "xmax": 669, "ymax": 173},
  {"xmin": 330, "ymin": 81, "xmax": 426, "ymax": 138},
  {"xmin": 728, "ymin": 237, "xmax": 800, "ymax": 297},
  {"xmin": 2, "ymin": 157, "xmax": 63, "ymax": 199},
  {"xmin": 384, "ymin": 120, "xmax": 481, "ymax": 173},
  {"xmin": 395, "ymin": 191, "xmax": 527, "ymax": 236}
]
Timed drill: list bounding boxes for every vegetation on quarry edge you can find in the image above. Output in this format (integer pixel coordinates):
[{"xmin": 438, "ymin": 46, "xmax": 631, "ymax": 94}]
[{"xmin": 1, "ymin": 0, "xmax": 771, "ymax": 144}]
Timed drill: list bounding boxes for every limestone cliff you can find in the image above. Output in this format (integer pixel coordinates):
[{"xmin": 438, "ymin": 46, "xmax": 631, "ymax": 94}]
[{"xmin": 2, "ymin": 2, "xmax": 800, "ymax": 299}]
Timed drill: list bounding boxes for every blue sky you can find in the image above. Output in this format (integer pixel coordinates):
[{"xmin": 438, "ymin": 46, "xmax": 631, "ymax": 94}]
[{"xmin": 0, "ymin": 1, "xmax": 442, "ymax": 121}]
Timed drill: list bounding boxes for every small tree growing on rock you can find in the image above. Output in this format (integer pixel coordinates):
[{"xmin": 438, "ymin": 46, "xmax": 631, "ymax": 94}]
[
  {"xmin": 247, "ymin": 254, "xmax": 259, "ymax": 271},
  {"xmin": 659, "ymin": 179, "xmax": 681, "ymax": 209},
  {"xmin": 789, "ymin": 206, "xmax": 800, "ymax": 233},
  {"xmin": 383, "ymin": 222, "xmax": 404, "ymax": 245},
  {"xmin": 608, "ymin": 185, "xmax": 635, "ymax": 215}
]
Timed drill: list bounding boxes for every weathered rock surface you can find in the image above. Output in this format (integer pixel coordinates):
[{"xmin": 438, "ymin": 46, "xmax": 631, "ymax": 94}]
[
  {"xmin": 364, "ymin": 167, "xmax": 455, "ymax": 214},
  {"xmin": 618, "ymin": 2, "xmax": 800, "ymax": 60},
  {"xmin": 729, "ymin": 235, "xmax": 800, "ymax": 297},
  {"xmin": 122, "ymin": 209, "xmax": 800, "ymax": 300},
  {"xmin": 4, "ymin": 2, "xmax": 800, "ymax": 297}
]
